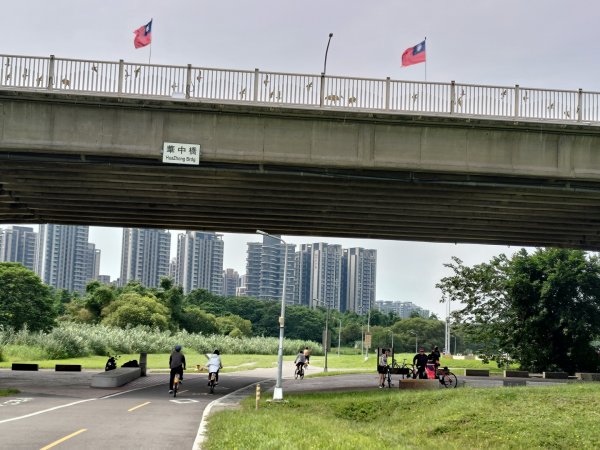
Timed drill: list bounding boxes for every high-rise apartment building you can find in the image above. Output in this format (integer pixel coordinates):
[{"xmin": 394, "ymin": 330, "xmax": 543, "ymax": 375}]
[
  {"xmin": 222, "ymin": 268, "xmax": 240, "ymax": 297},
  {"xmin": 175, "ymin": 231, "xmax": 224, "ymax": 294},
  {"xmin": 244, "ymin": 235, "xmax": 296, "ymax": 303},
  {"xmin": 310, "ymin": 243, "xmax": 343, "ymax": 310},
  {"xmin": 35, "ymin": 224, "xmax": 96, "ymax": 293},
  {"xmin": 342, "ymin": 247, "xmax": 377, "ymax": 314},
  {"xmin": 375, "ymin": 300, "xmax": 429, "ymax": 319},
  {"xmin": 294, "ymin": 244, "xmax": 313, "ymax": 307},
  {"xmin": 0, "ymin": 226, "xmax": 37, "ymax": 271},
  {"xmin": 120, "ymin": 228, "xmax": 171, "ymax": 288}
]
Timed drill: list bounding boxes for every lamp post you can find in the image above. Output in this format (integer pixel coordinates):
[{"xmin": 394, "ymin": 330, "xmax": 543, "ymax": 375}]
[
  {"xmin": 324, "ymin": 302, "xmax": 329, "ymax": 373},
  {"xmin": 338, "ymin": 318, "xmax": 342, "ymax": 356},
  {"xmin": 256, "ymin": 230, "xmax": 288, "ymax": 401},
  {"xmin": 409, "ymin": 331, "xmax": 418, "ymax": 353},
  {"xmin": 389, "ymin": 330, "xmax": 395, "ymax": 366},
  {"xmin": 320, "ymin": 32, "xmax": 334, "ymax": 107}
]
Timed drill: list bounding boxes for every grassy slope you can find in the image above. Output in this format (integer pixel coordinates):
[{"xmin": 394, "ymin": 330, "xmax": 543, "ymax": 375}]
[
  {"xmin": 0, "ymin": 389, "xmax": 19, "ymax": 397},
  {"xmin": 205, "ymin": 384, "xmax": 600, "ymax": 449}
]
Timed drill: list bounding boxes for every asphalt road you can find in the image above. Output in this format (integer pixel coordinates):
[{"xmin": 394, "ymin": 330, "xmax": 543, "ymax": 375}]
[{"xmin": 0, "ymin": 371, "xmax": 265, "ymax": 449}]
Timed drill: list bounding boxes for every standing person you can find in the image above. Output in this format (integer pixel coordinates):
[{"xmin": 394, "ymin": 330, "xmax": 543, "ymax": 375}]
[
  {"xmin": 429, "ymin": 346, "xmax": 441, "ymax": 369},
  {"xmin": 378, "ymin": 348, "xmax": 390, "ymax": 388},
  {"xmin": 168, "ymin": 345, "xmax": 186, "ymax": 394},
  {"xmin": 205, "ymin": 350, "xmax": 222, "ymax": 384},
  {"xmin": 413, "ymin": 347, "xmax": 429, "ymax": 379}
]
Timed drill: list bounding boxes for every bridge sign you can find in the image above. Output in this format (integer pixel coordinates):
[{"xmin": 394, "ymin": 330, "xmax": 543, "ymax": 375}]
[{"xmin": 162, "ymin": 142, "xmax": 201, "ymax": 165}]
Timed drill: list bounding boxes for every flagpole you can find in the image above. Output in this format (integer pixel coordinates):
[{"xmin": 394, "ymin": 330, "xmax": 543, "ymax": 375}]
[
  {"xmin": 424, "ymin": 36, "xmax": 427, "ymax": 82},
  {"xmin": 149, "ymin": 44, "xmax": 152, "ymax": 65}
]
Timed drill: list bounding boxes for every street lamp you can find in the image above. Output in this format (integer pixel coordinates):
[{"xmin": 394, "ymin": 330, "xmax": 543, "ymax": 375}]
[
  {"xmin": 389, "ymin": 330, "xmax": 395, "ymax": 366},
  {"xmin": 320, "ymin": 32, "xmax": 334, "ymax": 107},
  {"xmin": 256, "ymin": 230, "xmax": 288, "ymax": 401},
  {"xmin": 409, "ymin": 331, "xmax": 418, "ymax": 353}
]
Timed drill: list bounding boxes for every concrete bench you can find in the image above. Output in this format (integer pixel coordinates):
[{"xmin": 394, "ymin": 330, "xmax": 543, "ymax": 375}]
[
  {"xmin": 504, "ymin": 370, "xmax": 529, "ymax": 378},
  {"xmin": 91, "ymin": 368, "xmax": 141, "ymax": 388},
  {"xmin": 55, "ymin": 364, "xmax": 82, "ymax": 372},
  {"xmin": 11, "ymin": 363, "xmax": 38, "ymax": 371},
  {"xmin": 465, "ymin": 369, "xmax": 489, "ymax": 377},
  {"xmin": 575, "ymin": 373, "xmax": 600, "ymax": 381},
  {"xmin": 543, "ymin": 371, "xmax": 568, "ymax": 379},
  {"xmin": 398, "ymin": 379, "xmax": 440, "ymax": 390}
]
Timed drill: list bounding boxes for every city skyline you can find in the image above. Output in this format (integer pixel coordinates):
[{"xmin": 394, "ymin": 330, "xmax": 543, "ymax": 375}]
[{"xmin": 2, "ymin": 0, "xmax": 595, "ymax": 317}]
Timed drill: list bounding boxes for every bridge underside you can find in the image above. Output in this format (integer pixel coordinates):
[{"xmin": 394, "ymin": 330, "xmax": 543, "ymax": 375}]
[{"xmin": 1, "ymin": 152, "xmax": 600, "ymax": 250}]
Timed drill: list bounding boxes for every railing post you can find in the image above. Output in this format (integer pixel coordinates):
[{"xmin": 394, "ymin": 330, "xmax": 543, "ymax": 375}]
[
  {"xmin": 385, "ymin": 77, "xmax": 390, "ymax": 110},
  {"xmin": 319, "ymin": 72, "xmax": 325, "ymax": 107},
  {"xmin": 186, "ymin": 64, "xmax": 192, "ymax": 99},
  {"xmin": 577, "ymin": 88, "xmax": 583, "ymax": 122},
  {"xmin": 253, "ymin": 68, "xmax": 259, "ymax": 102},
  {"xmin": 117, "ymin": 59, "xmax": 124, "ymax": 95},
  {"xmin": 450, "ymin": 80, "xmax": 456, "ymax": 114},
  {"xmin": 48, "ymin": 55, "xmax": 55, "ymax": 90},
  {"xmin": 514, "ymin": 84, "xmax": 520, "ymax": 118}
]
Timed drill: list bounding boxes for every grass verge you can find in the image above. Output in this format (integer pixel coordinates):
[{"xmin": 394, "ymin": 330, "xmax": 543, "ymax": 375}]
[
  {"xmin": 0, "ymin": 389, "xmax": 19, "ymax": 397},
  {"xmin": 204, "ymin": 383, "xmax": 600, "ymax": 449}
]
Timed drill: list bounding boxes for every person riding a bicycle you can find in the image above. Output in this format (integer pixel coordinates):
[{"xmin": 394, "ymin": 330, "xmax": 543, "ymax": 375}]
[
  {"xmin": 303, "ymin": 346, "xmax": 311, "ymax": 365},
  {"xmin": 295, "ymin": 349, "xmax": 307, "ymax": 371},
  {"xmin": 205, "ymin": 350, "xmax": 222, "ymax": 385},
  {"xmin": 169, "ymin": 345, "xmax": 186, "ymax": 394}
]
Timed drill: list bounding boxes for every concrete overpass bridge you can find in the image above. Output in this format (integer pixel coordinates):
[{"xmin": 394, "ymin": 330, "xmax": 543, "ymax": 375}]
[{"xmin": 2, "ymin": 54, "xmax": 600, "ymax": 249}]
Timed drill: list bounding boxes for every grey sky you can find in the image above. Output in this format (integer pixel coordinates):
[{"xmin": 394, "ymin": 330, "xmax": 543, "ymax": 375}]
[{"xmin": 1, "ymin": 1, "xmax": 595, "ymax": 316}]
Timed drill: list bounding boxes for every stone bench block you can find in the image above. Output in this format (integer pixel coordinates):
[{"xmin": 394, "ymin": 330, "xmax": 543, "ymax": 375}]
[
  {"xmin": 11, "ymin": 363, "xmax": 39, "ymax": 371},
  {"xmin": 575, "ymin": 373, "xmax": 600, "ymax": 381},
  {"xmin": 503, "ymin": 379, "xmax": 527, "ymax": 387},
  {"xmin": 55, "ymin": 364, "xmax": 82, "ymax": 372},
  {"xmin": 543, "ymin": 371, "xmax": 568, "ymax": 379},
  {"xmin": 398, "ymin": 379, "xmax": 440, "ymax": 390},
  {"xmin": 504, "ymin": 370, "xmax": 529, "ymax": 378},
  {"xmin": 91, "ymin": 367, "xmax": 141, "ymax": 388},
  {"xmin": 465, "ymin": 369, "xmax": 489, "ymax": 377}
]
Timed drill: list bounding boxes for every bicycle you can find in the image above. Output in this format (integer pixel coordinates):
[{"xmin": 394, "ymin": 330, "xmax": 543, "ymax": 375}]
[
  {"xmin": 294, "ymin": 363, "xmax": 305, "ymax": 380},
  {"xmin": 172, "ymin": 373, "xmax": 181, "ymax": 397},
  {"xmin": 392, "ymin": 359, "xmax": 415, "ymax": 379},
  {"xmin": 425, "ymin": 364, "xmax": 458, "ymax": 388},
  {"xmin": 208, "ymin": 372, "xmax": 217, "ymax": 394},
  {"xmin": 385, "ymin": 366, "xmax": 393, "ymax": 388}
]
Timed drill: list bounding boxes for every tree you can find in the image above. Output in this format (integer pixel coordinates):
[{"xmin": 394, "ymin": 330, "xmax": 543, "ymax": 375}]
[
  {"xmin": 0, "ymin": 262, "xmax": 57, "ymax": 331},
  {"xmin": 216, "ymin": 314, "xmax": 252, "ymax": 337},
  {"xmin": 101, "ymin": 292, "xmax": 170, "ymax": 330},
  {"xmin": 437, "ymin": 249, "xmax": 600, "ymax": 373},
  {"xmin": 179, "ymin": 306, "xmax": 219, "ymax": 334}
]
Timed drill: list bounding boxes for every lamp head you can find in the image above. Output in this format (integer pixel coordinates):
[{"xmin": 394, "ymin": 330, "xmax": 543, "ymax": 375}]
[{"xmin": 329, "ymin": 33, "xmax": 333, "ymax": 38}]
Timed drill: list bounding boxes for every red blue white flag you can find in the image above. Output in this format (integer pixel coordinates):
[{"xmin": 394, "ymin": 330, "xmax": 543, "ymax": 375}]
[
  {"xmin": 133, "ymin": 20, "xmax": 152, "ymax": 49},
  {"xmin": 401, "ymin": 40, "xmax": 426, "ymax": 67}
]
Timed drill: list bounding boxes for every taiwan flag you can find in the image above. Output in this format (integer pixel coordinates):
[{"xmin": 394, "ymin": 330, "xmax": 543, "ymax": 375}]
[
  {"xmin": 133, "ymin": 20, "xmax": 152, "ymax": 49},
  {"xmin": 401, "ymin": 40, "xmax": 426, "ymax": 67}
]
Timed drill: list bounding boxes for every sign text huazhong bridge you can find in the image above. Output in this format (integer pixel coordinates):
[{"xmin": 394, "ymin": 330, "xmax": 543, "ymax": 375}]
[{"xmin": 162, "ymin": 142, "xmax": 201, "ymax": 165}]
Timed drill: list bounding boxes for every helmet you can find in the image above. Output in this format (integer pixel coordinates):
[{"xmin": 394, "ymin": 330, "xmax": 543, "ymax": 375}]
[
  {"xmin": 175, "ymin": 345, "xmax": 182, "ymax": 351},
  {"xmin": 214, "ymin": 349, "xmax": 220, "ymax": 355}
]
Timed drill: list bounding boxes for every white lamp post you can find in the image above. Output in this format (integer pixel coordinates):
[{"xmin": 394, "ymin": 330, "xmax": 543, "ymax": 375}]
[{"xmin": 256, "ymin": 230, "xmax": 288, "ymax": 401}]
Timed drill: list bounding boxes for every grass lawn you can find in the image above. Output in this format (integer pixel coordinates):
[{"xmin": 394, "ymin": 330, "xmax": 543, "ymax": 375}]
[
  {"xmin": 205, "ymin": 383, "xmax": 600, "ymax": 449},
  {"xmin": 0, "ymin": 346, "xmax": 293, "ymax": 372},
  {"xmin": 0, "ymin": 346, "xmax": 512, "ymax": 375},
  {"xmin": 0, "ymin": 389, "xmax": 19, "ymax": 397}
]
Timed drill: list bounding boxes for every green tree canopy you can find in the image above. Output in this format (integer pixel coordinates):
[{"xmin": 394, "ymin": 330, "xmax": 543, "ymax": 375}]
[
  {"xmin": 0, "ymin": 262, "xmax": 57, "ymax": 331},
  {"xmin": 437, "ymin": 249, "xmax": 600, "ymax": 373},
  {"xmin": 101, "ymin": 292, "xmax": 170, "ymax": 330}
]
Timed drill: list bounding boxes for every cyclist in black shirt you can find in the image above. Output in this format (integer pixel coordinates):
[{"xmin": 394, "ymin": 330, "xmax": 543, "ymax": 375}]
[{"xmin": 413, "ymin": 347, "xmax": 429, "ymax": 379}]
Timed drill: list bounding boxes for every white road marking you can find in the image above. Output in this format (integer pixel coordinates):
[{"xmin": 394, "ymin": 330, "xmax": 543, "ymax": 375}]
[{"xmin": 0, "ymin": 398, "xmax": 97, "ymax": 425}]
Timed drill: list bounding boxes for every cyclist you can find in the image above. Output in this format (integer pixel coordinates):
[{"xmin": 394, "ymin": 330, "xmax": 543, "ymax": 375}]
[
  {"xmin": 205, "ymin": 350, "xmax": 222, "ymax": 385},
  {"xmin": 168, "ymin": 344, "xmax": 186, "ymax": 394},
  {"xmin": 412, "ymin": 347, "xmax": 429, "ymax": 379},
  {"xmin": 378, "ymin": 348, "xmax": 390, "ymax": 388},
  {"xmin": 428, "ymin": 346, "xmax": 442, "ymax": 375},
  {"xmin": 295, "ymin": 349, "xmax": 307, "ymax": 374},
  {"xmin": 303, "ymin": 346, "xmax": 311, "ymax": 365}
]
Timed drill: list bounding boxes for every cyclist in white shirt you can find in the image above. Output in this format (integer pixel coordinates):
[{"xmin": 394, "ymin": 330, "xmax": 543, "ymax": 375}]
[{"xmin": 205, "ymin": 350, "xmax": 222, "ymax": 385}]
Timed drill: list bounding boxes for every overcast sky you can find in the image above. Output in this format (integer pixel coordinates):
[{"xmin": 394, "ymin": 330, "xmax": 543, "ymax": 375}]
[{"xmin": 2, "ymin": 1, "xmax": 597, "ymax": 316}]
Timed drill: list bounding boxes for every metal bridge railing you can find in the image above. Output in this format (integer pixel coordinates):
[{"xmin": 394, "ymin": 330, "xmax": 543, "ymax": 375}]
[{"xmin": 1, "ymin": 53, "xmax": 598, "ymax": 124}]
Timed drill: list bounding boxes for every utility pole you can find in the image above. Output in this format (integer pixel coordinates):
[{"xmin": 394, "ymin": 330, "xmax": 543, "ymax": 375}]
[{"xmin": 338, "ymin": 318, "xmax": 342, "ymax": 356}]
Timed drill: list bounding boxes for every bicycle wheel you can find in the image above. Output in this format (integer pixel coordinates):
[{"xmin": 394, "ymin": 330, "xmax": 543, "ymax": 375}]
[
  {"xmin": 209, "ymin": 373, "xmax": 216, "ymax": 394},
  {"xmin": 294, "ymin": 367, "xmax": 300, "ymax": 379},
  {"xmin": 441, "ymin": 372, "xmax": 458, "ymax": 388},
  {"xmin": 387, "ymin": 371, "xmax": 392, "ymax": 388},
  {"xmin": 300, "ymin": 366, "xmax": 304, "ymax": 380},
  {"xmin": 173, "ymin": 374, "xmax": 179, "ymax": 397}
]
